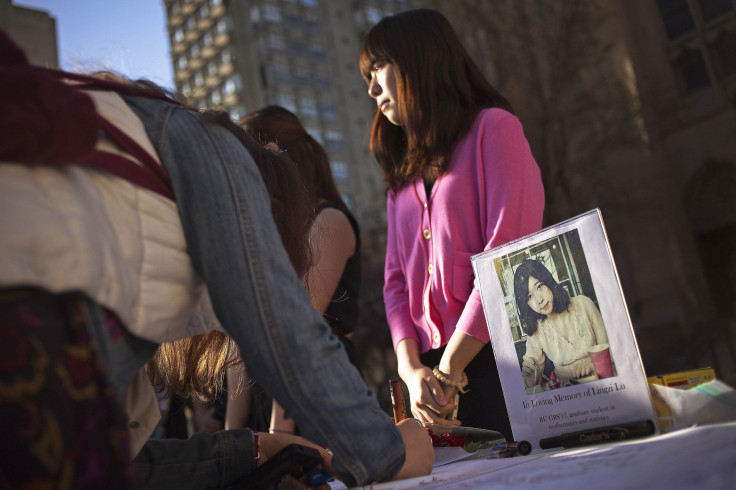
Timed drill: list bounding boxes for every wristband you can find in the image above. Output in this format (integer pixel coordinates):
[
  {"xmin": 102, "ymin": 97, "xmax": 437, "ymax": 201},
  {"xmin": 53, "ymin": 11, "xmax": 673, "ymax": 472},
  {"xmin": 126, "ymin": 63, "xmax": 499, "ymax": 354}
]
[{"xmin": 432, "ymin": 366, "xmax": 470, "ymax": 394}]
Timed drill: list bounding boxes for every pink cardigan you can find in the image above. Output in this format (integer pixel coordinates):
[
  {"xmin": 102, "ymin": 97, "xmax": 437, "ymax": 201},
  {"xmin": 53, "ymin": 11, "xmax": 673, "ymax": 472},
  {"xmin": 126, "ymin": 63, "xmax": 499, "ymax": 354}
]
[{"xmin": 383, "ymin": 108, "xmax": 545, "ymax": 353}]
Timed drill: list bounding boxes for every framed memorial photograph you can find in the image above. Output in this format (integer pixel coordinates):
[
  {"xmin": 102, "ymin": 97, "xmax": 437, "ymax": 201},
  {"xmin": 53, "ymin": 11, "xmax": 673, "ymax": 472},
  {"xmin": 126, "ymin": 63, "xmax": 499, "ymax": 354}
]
[{"xmin": 472, "ymin": 209, "xmax": 656, "ymax": 451}]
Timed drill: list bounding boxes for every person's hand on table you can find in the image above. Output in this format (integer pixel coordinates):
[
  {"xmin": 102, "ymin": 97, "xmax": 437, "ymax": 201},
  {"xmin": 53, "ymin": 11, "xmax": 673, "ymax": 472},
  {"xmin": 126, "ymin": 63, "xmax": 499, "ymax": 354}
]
[
  {"xmin": 259, "ymin": 420, "xmax": 433, "ymax": 486},
  {"xmin": 256, "ymin": 432, "xmax": 334, "ymax": 474},
  {"xmin": 435, "ymin": 383, "xmax": 460, "ymax": 423},
  {"xmin": 402, "ymin": 365, "xmax": 458, "ymax": 426},
  {"xmin": 393, "ymin": 418, "xmax": 434, "ymax": 481}
]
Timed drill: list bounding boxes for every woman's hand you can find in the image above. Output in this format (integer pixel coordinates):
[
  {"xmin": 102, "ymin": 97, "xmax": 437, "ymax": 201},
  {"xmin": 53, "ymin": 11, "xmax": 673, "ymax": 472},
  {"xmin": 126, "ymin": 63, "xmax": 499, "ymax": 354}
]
[
  {"xmin": 395, "ymin": 339, "xmax": 456, "ymax": 425},
  {"xmin": 554, "ymin": 358, "xmax": 594, "ymax": 382},
  {"xmin": 521, "ymin": 359, "xmax": 541, "ymax": 388},
  {"xmin": 402, "ymin": 364, "xmax": 457, "ymax": 425},
  {"xmin": 571, "ymin": 360, "xmax": 595, "ymax": 379},
  {"xmin": 258, "ymin": 420, "xmax": 434, "ymax": 486},
  {"xmin": 392, "ymin": 418, "xmax": 435, "ymax": 481}
]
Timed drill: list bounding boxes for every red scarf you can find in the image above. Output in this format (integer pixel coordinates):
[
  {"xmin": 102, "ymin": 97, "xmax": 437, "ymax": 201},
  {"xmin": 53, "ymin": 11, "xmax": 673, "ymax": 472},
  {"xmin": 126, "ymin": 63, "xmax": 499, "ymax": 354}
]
[{"xmin": 0, "ymin": 29, "xmax": 175, "ymax": 201}]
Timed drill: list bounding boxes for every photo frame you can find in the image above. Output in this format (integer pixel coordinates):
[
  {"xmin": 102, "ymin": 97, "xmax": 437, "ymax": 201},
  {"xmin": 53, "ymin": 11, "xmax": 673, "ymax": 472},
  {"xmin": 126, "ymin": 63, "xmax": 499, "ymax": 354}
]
[{"xmin": 472, "ymin": 209, "xmax": 656, "ymax": 451}]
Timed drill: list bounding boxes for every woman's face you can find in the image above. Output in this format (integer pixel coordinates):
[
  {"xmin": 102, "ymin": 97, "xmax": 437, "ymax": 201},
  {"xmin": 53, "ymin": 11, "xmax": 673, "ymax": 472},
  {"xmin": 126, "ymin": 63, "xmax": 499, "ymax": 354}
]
[
  {"xmin": 527, "ymin": 275, "xmax": 554, "ymax": 316},
  {"xmin": 367, "ymin": 61, "xmax": 401, "ymax": 126}
]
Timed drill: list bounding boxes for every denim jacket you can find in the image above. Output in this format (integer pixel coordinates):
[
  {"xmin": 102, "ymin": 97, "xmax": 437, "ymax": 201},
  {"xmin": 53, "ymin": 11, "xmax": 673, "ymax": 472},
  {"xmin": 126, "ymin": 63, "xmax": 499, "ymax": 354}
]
[{"xmin": 121, "ymin": 95, "xmax": 405, "ymax": 488}]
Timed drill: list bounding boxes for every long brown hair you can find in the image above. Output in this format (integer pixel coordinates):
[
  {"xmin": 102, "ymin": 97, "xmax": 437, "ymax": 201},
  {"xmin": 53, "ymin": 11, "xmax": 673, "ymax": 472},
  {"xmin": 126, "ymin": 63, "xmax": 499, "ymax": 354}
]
[
  {"xmin": 148, "ymin": 110, "xmax": 315, "ymax": 401},
  {"xmin": 360, "ymin": 9, "xmax": 512, "ymax": 189},
  {"xmin": 240, "ymin": 105, "xmax": 349, "ymax": 214}
]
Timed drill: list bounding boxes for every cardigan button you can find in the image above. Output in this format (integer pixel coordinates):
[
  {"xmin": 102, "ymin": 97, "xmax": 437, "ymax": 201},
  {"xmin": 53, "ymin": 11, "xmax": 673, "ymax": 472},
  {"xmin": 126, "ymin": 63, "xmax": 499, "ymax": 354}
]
[
  {"xmin": 423, "ymin": 229, "xmax": 431, "ymax": 239},
  {"xmin": 428, "ymin": 264, "xmax": 434, "ymax": 274},
  {"xmin": 433, "ymin": 332, "xmax": 440, "ymax": 344}
]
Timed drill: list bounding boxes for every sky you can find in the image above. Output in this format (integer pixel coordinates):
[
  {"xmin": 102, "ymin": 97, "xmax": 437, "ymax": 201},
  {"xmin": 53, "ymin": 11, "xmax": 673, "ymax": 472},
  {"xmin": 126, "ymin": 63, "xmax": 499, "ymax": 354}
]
[{"xmin": 15, "ymin": 0, "xmax": 175, "ymax": 89}]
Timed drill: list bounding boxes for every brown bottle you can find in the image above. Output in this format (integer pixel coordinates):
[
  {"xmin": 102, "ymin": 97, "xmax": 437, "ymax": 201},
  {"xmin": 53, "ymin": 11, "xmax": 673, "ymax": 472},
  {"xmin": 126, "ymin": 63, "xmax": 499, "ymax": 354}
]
[{"xmin": 389, "ymin": 377, "xmax": 407, "ymax": 423}]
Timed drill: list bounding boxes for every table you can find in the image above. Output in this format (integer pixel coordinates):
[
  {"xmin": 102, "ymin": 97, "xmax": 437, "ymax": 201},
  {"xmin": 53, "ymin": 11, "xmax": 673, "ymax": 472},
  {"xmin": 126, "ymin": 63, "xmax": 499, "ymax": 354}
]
[{"xmin": 332, "ymin": 421, "xmax": 736, "ymax": 489}]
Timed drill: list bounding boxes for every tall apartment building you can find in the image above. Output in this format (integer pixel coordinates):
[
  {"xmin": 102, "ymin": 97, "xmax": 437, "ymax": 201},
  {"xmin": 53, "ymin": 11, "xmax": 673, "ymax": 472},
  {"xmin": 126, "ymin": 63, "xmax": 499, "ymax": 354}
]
[
  {"xmin": 0, "ymin": 0, "xmax": 57, "ymax": 68},
  {"xmin": 164, "ymin": 0, "xmax": 419, "ymax": 221}
]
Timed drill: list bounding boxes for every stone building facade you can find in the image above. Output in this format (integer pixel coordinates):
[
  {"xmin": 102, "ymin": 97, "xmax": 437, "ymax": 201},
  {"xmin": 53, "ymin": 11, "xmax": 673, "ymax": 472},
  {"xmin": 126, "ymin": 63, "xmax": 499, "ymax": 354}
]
[{"xmin": 440, "ymin": 0, "xmax": 736, "ymax": 384}]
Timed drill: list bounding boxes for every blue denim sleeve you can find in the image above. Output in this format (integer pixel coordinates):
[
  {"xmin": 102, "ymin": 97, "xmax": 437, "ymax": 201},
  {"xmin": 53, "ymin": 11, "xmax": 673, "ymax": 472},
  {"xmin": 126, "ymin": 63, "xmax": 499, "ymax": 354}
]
[
  {"xmin": 123, "ymin": 97, "xmax": 406, "ymax": 487},
  {"xmin": 133, "ymin": 430, "xmax": 256, "ymax": 489}
]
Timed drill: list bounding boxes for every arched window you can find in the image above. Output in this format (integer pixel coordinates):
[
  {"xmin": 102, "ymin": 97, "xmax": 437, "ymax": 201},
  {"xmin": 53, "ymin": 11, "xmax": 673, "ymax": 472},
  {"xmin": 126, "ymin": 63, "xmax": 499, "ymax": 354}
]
[
  {"xmin": 657, "ymin": 0, "xmax": 695, "ymax": 39},
  {"xmin": 675, "ymin": 48, "xmax": 711, "ymax": 91}
]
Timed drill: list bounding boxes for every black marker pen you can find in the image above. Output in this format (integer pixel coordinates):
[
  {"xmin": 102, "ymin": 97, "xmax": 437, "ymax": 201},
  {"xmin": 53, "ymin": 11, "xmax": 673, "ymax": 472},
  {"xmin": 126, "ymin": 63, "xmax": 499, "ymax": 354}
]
[{"xmin": 539, "ymin": 420, "xmax": 655, "ymax": 450}]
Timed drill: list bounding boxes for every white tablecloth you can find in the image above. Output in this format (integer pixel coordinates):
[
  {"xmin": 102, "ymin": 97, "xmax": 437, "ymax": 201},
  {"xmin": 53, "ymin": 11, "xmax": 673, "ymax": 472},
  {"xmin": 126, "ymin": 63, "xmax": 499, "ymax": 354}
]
[{"xmin": 333, "ymin": 421, "xmax": 736, "ymax": 489}]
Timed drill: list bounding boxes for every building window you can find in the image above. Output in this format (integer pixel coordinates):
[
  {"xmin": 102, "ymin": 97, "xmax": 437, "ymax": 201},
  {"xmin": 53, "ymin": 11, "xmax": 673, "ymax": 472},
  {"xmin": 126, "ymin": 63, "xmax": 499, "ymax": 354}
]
[
  {"xmin": 210, "ymin": 0, "xmax": 222, "ymax": 6},
  {"xmin": 168, "ymin": 2, "xmax": 182, "ymax": 18},
  {"xmin": 210, "ymin": 89, "xmax": 222, "ymax": 105},
  {"xmin": 315, "ymin": 74, "xmax": 331, "ymax": 90},
  {"xmin": 294, "ymin": 68, "xmax": 312, "ymax": 87},
  {"xmin": 324, "ymin": 130, "xmax": 343, "ymax": 151},
  {"xmin": 330, "ymin": 161, "xmax": 349, "ymax": 183},
  {"xmin": 320, "ymin": 102, "xmax": 337, "ymax": 120},
  {"xmin": 219, "ymin": 49, "xmax": 231, "ymax": 65},
  {"xmin": 309, "ymin": 43, "xmax": 326, "ymax": 60},
  {"xmin": 710, "ymin": 29, "xmax": 736, "ymax": 78},
  {"xmin": 223, "ymin": 74, "xmax": 242, "ymax": 95},
  {"xmin": 657, "ymin": 0, "xmax": 695, "ymax": 39},
  {"xmin": 189, "ymin": 43, "xmax": 200, "ymax": 59},
  {"xmin": 179, "ymin": 81, "xmax": 191, "ymax": 95},
  {"xmin": 276, "ymin": 94, "xmax": 297, "ymax": 113},
  {"xmin": 284, "ymin": 13, "xmax": 301, "ymax": 28},
  {"xmin": 263, "ymin": 5, "xmax": 282, "ymax": 23},
  {"xmin": 230, "ymin": 104, "xmax": 246, "ymax": 122},
  {"xmin": 185, "ymin": 16, "xmax": 197, "ymax": 32},
  {"xmin": 206, "ymin": 61, "xmax": 218, "ymax": 77},
  {"xmin": 202, "ymin": 31, "xmax": 214, "ymax": 46},
  {"xmin": 214, "ymin": 18, "xmax": 229, "ymax": 35},
  {"xmin": 250, "ymin": 6, "xmax": 260, "ymax": 23},
  {"xmin": 176, "ymin": 56, "xmax": 188, "ymax": 70},
  {"xmin": 173, "ymin": 29, "xmax": 184, "ymax": 44},
  {"xmin": 299, "ymin": 97, "xmax": 318, "ymax": 118},
  {"xmin": 272, "ymin": 63, "xmax": 291, "ymax": 83},
  {"xmin": 290, "ymin": 40, "xmax": 307, "ymax": 56},
  {"xmin": 659, "ymin": 0, "xmax": 735, "ymax": 97},
  {"xmin": 301, "ymin": 0, "xmax": 317, "ymax": 7},
  {"xmin": 193, "ymin": 71, "xmax": 204, "ymax": 87},
  {"xmin": 304, "ymin": 16, "xmax": 321, "ymax": 32},
  {"xmin": 698, "ymin": 0, "xmax": 733, "ymax": 22},
  {"xmin": 364, "ymin": 6, "xmax": 384, "ymax": 25},
  {"xmin": 266, "ymin": 34, "xmax": 286, "ymax": 51},
  {"xmin": 196, "ymin": 5, "xmax": 209, "ymax": 20},
  {"xmin": 676, "ymin": 48, "xmax": 712, "ymax": 91},
  {"xmin": 307, "ymin": 126, "xmax": 323, "ymax": 144}
]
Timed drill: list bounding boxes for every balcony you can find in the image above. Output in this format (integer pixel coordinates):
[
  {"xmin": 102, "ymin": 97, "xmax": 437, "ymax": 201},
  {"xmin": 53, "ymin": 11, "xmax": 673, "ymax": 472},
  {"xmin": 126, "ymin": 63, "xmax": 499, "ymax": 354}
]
[
  {"xmin": 218, "ymin": 63, "xmax": 234, "ymax": 77},
  {"xmin": 215, "ymin": 32, "xmax": 229, "ymax": 47}
]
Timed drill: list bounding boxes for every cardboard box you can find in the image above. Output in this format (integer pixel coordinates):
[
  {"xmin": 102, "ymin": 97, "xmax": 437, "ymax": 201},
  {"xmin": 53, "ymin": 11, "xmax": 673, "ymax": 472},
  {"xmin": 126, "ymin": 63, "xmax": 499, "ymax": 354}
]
[{"xmin": 647, "ymin": 368, "xmax": 716, "ymax": 390}]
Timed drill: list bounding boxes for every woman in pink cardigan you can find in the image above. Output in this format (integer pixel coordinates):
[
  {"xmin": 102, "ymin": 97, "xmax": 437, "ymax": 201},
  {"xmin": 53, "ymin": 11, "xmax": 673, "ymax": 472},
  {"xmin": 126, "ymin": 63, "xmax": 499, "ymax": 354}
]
[{"xmin": 360, "ymin": 9, "xmax": 545, "ymax": 438}]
